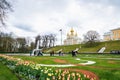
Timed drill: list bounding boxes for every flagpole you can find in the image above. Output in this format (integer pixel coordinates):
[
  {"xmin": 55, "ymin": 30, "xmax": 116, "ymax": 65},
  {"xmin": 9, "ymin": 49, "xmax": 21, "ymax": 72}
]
[{"xmin": 59, "ymin": 29, "xmax": 62, "ymax": 45}]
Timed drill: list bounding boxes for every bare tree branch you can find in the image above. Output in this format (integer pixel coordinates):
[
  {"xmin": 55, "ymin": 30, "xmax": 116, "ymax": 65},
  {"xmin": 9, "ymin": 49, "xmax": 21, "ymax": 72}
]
[
  {"xmin": 0, "ymin": 0, "xmax": 12, "ymax": 27},
  {"xmin": 83, "ymin": 30, "xmax": 100, "ymax": 47}
]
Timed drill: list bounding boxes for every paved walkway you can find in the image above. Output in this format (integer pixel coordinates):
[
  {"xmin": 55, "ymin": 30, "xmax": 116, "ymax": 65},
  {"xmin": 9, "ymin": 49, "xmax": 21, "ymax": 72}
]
[{"xmin": 6, "ymin": 53, "xmax": 62, "ymax": 56}]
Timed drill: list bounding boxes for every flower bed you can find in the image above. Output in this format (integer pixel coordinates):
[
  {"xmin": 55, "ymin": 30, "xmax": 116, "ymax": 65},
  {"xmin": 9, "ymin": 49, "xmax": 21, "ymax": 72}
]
[{"xmin": 0, "ymin": 54, "xmax": 95, "ymax": 80}]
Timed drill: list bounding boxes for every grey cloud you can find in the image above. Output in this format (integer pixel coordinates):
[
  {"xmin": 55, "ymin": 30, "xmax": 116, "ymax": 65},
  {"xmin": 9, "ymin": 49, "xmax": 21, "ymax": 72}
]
[
  {"xmin": 12, "ymin": 0, "xmax": 70, "ymax": 20},
  {"xmin": 76, "ymin": 0, "xmax": 120, "ymax": 18},
  {"xmin": 15, "ymin": 0, "xmax": 69, "ymax": 14},
  {"xmin": 109, "ymin": 0, "xmax": 120, "ymax": 7},
  {"xmin": 15, "ymin": 24, "xmax": 34, "ymax": 32},
  {"xmin": 39, "ymin": 0, "xmax": 68, "ymax": 11},
  {"xmin": 78, "ymin": 0, "xmax": 120, "ymax": 7}
]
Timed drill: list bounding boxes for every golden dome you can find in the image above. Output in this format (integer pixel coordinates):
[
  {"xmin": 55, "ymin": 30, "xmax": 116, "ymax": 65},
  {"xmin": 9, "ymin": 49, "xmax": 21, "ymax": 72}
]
[
  {"xmin": 70, "ymin": 28, "xmax": 74, "ymax": 33},
  {"xmin": 70, "ymin": 28, "xmax": 74, "ymax": 36}
]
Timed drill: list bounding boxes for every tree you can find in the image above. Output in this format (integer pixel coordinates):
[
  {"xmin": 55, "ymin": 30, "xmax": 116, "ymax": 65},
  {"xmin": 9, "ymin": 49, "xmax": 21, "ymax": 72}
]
[
  {"xmin": 30, "ymin": 42, "xmax": 35, "ymax": 50},
  {"xmin": 34, "ymin": 34, "xmax": 56, "ymax": 48},
  {"xmin": 42, "ymin": 35, "xmax": 49, "ymax": 48},
  {"xmin": 0, "ymin": 32, "xmax": 17, "ymax": 52},
  {"xmin": 83, "ymin": 30, "xmax": 100, "ymax": 47},
  {"xmin": 49, "ymin": 34, "xmax": 56, "ymax": 47},
  {"xmin": 0, "ymin": 0, "xmax": 12, "ymax": 27},
  {"xmin": 16, "ymin": 38, "xmax": 27, "ymax": 52}
]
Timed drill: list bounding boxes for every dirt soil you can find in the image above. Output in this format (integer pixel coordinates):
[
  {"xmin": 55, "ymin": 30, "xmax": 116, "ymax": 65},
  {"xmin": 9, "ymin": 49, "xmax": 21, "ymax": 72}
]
[
  {"xmin": 62, "ymin": 68, "xmax": 99, "ymax": 80},
  {"xmin": 108, "ymin": 61, "xmax": 116, "ymax": 64},
  {"xmin": 54, "ymin": 59, "xmax": 68, "ymax": 64}
]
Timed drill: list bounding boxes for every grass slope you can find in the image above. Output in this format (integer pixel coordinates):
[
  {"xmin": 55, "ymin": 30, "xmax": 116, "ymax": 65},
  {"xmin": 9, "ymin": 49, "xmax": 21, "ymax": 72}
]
[
  {"xmin": 0, "ymin": 62, "xmax": 19, "ymax": 80},
  {"xmin": 44, "ymin": 40, "xmax": 120, "ymax": 53}
]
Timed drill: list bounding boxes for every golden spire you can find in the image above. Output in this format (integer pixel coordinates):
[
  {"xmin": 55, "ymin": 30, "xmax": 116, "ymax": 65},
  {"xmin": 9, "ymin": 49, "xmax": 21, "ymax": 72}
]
[{"xmin": 70, "ymin": 28, "xmax": 74, "ymax": 35}]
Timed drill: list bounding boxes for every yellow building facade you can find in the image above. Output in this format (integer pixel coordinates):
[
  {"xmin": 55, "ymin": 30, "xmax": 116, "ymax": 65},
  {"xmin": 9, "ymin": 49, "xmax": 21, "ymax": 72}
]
[
  {"xmin": 103, "ymin": 28, "xmax": 120, "ymax": 41},
  {"xmin": 64, "ymin": 28, "xmax": 81, "ymax": 45},
  {"xmin": 111, "ymin": 28, "xmax": 120, "ymax": 40}
]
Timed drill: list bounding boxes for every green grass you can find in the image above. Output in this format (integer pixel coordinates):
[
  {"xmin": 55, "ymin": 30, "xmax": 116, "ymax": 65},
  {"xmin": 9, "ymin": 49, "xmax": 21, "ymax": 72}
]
[
  {"xmin": 44, "ymin": 40, "xmax": 120, "ymax": 53},
  {"xmin": 0, "ymin": 62, "xmax": 19, "ymax": 80},
  {"xmin": 13, "ymin": 55, "xmax": 87, "ymax": 64},
  {"xmin": 45, "ymin": 44, "xmax": 81, "ymax": 53},
  {"xmin": 12, "ymin": 54, "xmax": 120, "ymax": 80}
]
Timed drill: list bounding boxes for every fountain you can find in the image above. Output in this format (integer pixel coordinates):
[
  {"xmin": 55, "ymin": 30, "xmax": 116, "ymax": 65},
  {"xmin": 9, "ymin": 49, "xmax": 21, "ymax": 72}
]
[
  {"xmin": 98, "ymin": 47, "xmax": 106, "ymax": 53},
  {"xmin": 74, "ymin": 48, "xmax": 79, "ymax": 52},
  {"xmin": 31, "ymin": 40, "xmax": 43, "ymax": 56},
  {"xmin": 56, "ymin": 49, "xmax": 62, "ymax": 53}
]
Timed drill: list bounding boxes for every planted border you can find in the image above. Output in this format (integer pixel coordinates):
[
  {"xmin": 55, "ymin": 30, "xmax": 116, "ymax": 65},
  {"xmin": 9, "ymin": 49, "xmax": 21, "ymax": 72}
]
[{"xmin": 0, "ymin": 54, "xmax": 96, "ymax": 80}]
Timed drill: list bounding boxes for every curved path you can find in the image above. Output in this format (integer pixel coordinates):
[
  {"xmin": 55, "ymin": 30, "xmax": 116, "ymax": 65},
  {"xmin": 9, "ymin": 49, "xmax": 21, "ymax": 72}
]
[
  {"xmin": 37, "ymin": 64, "xmax": 75, "ymax": 67},
  {"xmin": 76, "ymin": 58, "xmax": 96, "ymax": 65},
  {"xmin": 38, "ymin": 58, "xmax": 96, "ymax": 67}
]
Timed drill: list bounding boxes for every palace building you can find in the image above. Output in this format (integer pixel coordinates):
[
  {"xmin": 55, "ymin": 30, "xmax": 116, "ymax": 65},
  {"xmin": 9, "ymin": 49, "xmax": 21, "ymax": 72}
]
[
  {"xmin": 103, "ymin": 28, "xmax": 120, "ymax": 41},
  {"xmin": 64, "ymin": 28, "xmax": 81, "ymax": 45}
]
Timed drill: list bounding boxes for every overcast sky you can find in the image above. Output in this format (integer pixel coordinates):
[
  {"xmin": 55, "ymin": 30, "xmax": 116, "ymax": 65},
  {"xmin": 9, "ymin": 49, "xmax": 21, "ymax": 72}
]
[{"xmin": 4, "ymin": 0, "xmax": 120, "ymax": 45}]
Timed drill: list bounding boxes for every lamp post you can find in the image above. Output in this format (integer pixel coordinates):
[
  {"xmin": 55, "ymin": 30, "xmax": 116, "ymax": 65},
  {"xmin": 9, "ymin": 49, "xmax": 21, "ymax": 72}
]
[{"xmin": 59, "ymin": 29, "xmax": 62, "ymax": 45}]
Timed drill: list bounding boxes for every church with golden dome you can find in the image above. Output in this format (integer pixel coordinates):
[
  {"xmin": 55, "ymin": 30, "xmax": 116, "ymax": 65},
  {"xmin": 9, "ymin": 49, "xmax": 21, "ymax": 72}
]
[{"xmin": 64, "ymin": 28, "xmax": 81, "ymax": 45}]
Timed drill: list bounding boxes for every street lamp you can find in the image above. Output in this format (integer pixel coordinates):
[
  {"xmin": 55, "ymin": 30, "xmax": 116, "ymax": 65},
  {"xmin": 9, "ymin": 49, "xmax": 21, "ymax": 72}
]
[{"xmin": 59, "ymin": 29, "xmax": 62, "ymax": 45}]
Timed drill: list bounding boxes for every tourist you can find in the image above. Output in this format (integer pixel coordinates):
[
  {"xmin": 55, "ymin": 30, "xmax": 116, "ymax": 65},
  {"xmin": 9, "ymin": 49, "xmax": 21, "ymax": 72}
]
[
  {"xmin": 58, "ymin": 51, "xmax": 63, "ymax": 56},
  {"xmin": 72, "ymin": 50, "xmax": 77, "ymax": 57},
  {"xmin": 34, "ymin": 51, "xmax": 36, "ymax": 56},
  {"xmin": 50, "ymin": 50, "xmax": 54, "ymax": 56},
  {"xmin": 29, "ymin": 50, "xmax": 32, "ymax": 56},
  {"xmin": 71, "ymin": 50, "xmax": 74, "ymax": 57}
]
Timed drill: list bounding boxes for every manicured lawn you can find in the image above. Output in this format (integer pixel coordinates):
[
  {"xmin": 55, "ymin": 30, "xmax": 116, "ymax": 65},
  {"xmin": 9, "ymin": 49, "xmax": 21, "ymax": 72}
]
[
  {"xmin": 13, "ymin": 55, "xmax": 87, "ymax": 64},
  {"xmin": 0, "ymin": 62, "xmax": 19, "ymax": 80},
  {"xmin": 12, "ymin": 54, "xmax": 120, "ymax": 80},
  {"xmin": 76, "ymin": 54, "xmax": 120, "ymax": 80}
]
